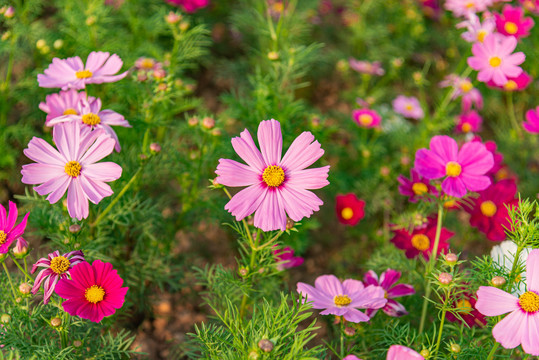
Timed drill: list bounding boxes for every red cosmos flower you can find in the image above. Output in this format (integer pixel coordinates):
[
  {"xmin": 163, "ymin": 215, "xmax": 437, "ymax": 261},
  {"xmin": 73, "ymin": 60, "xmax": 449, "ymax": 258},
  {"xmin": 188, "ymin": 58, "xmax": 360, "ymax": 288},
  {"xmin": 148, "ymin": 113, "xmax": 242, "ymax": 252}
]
[
  {"xmin": 446, "ymin": 292, "xmax": 486, "ymax": 327},
  {"xmin": 390, "ymin": 217, "xmax": 454, "ymax": 260},
  {"xmin": 336, "ymin": 194, "xmax": 365, "ymax": 226},
  {"xmin": 464, "ymin": 179, "xmax": 518, "ymax": 241}
]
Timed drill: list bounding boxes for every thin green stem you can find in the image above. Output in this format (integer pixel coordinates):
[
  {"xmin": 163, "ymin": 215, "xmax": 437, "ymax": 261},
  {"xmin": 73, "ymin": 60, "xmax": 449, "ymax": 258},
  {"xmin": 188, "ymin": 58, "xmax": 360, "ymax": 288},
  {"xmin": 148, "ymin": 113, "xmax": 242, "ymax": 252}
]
[
  {"xmin": 9, "ymin": 255, "xmax": 32, "ymax": 281},
  {"xmin": 434, "ymin": 309, "xmax": 446, "ymax": 353},
  {"xmin": 486, "ymin": 342, "xmax": 500, "ymax": 360},
  {"xmin": 340, "ymin": 319, "xmax": 344, "ymax": 357},
  {"xmin": 239, "ymin": 228, "xmax": 260, "ymax": 319},
  {"xmin": 2, "ymin": 262, "xmax": 17, "ymax": 300},
  {"xmin": 506, "ymin": 92, "xmax": 523, "ymax": 138}
]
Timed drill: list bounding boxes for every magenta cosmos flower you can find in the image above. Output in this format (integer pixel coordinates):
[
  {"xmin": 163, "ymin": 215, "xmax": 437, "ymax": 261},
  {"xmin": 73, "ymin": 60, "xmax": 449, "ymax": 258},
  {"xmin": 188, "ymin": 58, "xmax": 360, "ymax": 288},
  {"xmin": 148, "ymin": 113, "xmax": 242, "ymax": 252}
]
[
  {"xmin": 352, "ymin": 109, "xmax": 381, "ymax": 128},
  {"xmin": 387, "ymin": 345, "xmax": 424, "ymax": 360},
  {"xmin": 21, "ymin": 121, "xmax": 122, "ymax": 220},
  {"xmin": 461, "ymin": 88, "xmax": 483, "ymax": 113},
  {"xmin": 476, "ymin": 249, "xmax": 539, "ymax": 355},
  {"xmin": 55, "ymin": 260, "xmax": 128, "ymax": 323},
  {"xmin": 495, "ymin": 5, "xmax": 534, "ymax": 40},
  {"xmin": 297, "ymin": 275, "xmax": 386, "ymax": 323},
  {"xmin": 0, "ymin": 201, "xmax": 29, "ymax": 254},
  {"xmin": 37, "ymin": 51, "xmax": 127, "ymax": 90},
  {"xmin": 31, "ymin": 250, "xmax": 85, "ymax": 304},
  {"xmin": 39, "ymin": 89, "xmax": 94, "ymax": 123},
  {"xmin": 392, "ymin": 96, "xmax": 424, "ymax": 120},
  {"xmin": 467, "ymin": 33, "xmax": 525, "ymax": 86},
  {"xmin": 46, "ymin": 97, "xmax": 130, "ymax": 152},
  {"xmin": 523, "ymin": 106, "xmax": 539, "ymax": 134},
  {"xmin": 363, "ymin": 269, "xmax": 415, "ymax": 318},
  {"xmin": 166, "ymin": 0, "xmax": 209, "ymax": 13},
  {"xmin": 397, "ymin": 168, "xmax": 438, "ymax": 203},
  {"xmin": 487, "ymin": 71, "xmax": 532, "ymax": 92},
  {"xmin": 414, "ymin": 135, "xmax": 494, "ymax": 198},
  {"xmin": 273, "ymin": 245, "xmax": 304, "ymax": 270},
  {"xmin": 456, "ymin": 110, "xmax": 482, "ymax": 133},
  {"xmin": 215, "ymin": 119, "xmax": 329, "ymax": 232}
]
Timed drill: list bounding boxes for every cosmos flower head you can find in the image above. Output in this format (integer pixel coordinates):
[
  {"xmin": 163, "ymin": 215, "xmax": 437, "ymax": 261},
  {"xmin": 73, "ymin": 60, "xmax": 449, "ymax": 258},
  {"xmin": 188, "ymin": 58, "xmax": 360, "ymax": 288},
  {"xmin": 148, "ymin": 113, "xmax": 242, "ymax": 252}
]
[
  {"xmin": 446, "ymin": 291, "xmax": 487, "ymax": 327},
  {"xmin": 363, "ymin": 269, "xmax": 415, "ymax": 318},
  {"xmin": 215, "ymin": 119, "xmax": 329, "ymax": 232},
  {"xmin": 470, "ymin": 136, "xmax": 504, "ymax": 177},
  {"xmin": 352, "ymin": 109, "xmax": 382, "ymax": 128},
  {"xmin": 273, "ymin": 245, "xmax": 304, "ymax": 270},
  {"xmin": 523, "ymin": 107, "xmax": 539, "ymax": 134},
  {"xmin": 444, "ymin": 0, "xmax": 492, "ymax": 18},
  {"xmin": 39, "ymin": 89, "xmax": 95, "ymax": 123},
  {"xmin": 348, "ymin": 58, "xmax": 385, "ymax": 76},
  {"xmin": 494, "ymin": 5, "xmax": 535, "ymax": 40},
  {"xmin": 476, "ymin": 249, "xmax": 539, "ymax": 355},
  {"xmin": 387, "ymin": 345, "xmax": 424, "ymax": 360},
  {"xmin": 440, "ymin": 75, "xmax": 475, "ymax": 99},
  {"xmin": 456, "ymin": 111, "xmax": 482, "ymax": 134},
  {"xmin": 0, "ymin": 201, "xmax": 29, "ymax": 255},
  {"xmin": 38, "ymin": 51, "xmax": 128, "ymax": 90},
  {"xmin": 392, "ymin": 95, "xmax": 424, "ymax": 120},
  {"xmin": 414, "ymin": 135, "xmax": 494, "ymax": 198},
  {"xmin": 296, "ymin": 274, "xmax": 387, "ymax": 323},
  {"xmin": 461, "ymin": 88, "xmax": 483, "ymax": 113},
  {"xmin": 491, "ymin": 240, "xmax": 532, "ymax": 295},
  {"xmin": 55, "ymin": 260, "xmax": 128, "ymax": 323},
  {"xmin": 166, "ymin": 0, "xmax": 209, "ymax": 13},
  {"xmin": 31, "ymin": 250, "xmax": 85, "ymax": 304},
  {"xmin": 21, "ymin": 121, "xmax": 122, "ymax": 221},
  {"xmin": 397, "ymin": 168, "xmax": 438, "ymax": 203},
  {"xmin": 456, "ymin": 12, "xmax": 496, "ymax": 43},
  {"xmin": 486, "ymin": 71, "xmax": 532, "ymax": 92},
  {"xmin": 335, "ymin": 194, "xmax": 365, "ymax": 226}
]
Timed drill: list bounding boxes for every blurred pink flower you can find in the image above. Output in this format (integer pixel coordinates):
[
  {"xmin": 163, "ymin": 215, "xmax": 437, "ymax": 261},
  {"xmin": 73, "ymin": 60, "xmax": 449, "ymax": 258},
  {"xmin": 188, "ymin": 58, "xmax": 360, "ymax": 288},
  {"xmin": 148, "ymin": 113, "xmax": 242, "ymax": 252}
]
[
  {"xmin": 166, "ymin": 0, "xmax": 209, "ymax": 13},
  {"xmin": 273, "ymin": 245, "xmax": 304, "ymax": 270},
  {"xmin": 21, "ymin": 121, "xmax": 122, "ymax": 220},
  {"xmin": 296, "ymin": 274, "xmax": 387, "ymax": 323},
  {"xmin": 46, "ymin": 97, "xmax": 130, "ymax": 152},
  {"xmin": 467, "ymin": 33, "xmax": 525, "ymax": 86},
  {"xmin": 457, "ymin": 13, "xmax": 495, "ymax": 43},
  {"xmin": 461, "ymin": 88, "xmax": 483, "ymax": 112},
  {"xmin": 39, "ymin": 89, "xmax": 94, "ymax": 123},
  {"xmin": 348, "ymin": 58, "xmax": 385, "ymax": 76},
  {"xmin": 134, "ymin": 57, "xmax": 162, "ymax": 72},
  {"xmin": 456, "ymin": 110, "xmax": 482, "ymax": 133},
  {"xmin": 38, "ymin": 51, "xmax": 127, "ymax": 90},
  {"xmin": 387, "ymin": 345, "xmax": 424, "ymax": 360},
  {"xmin": 486, "ymin": 71, "xmax": 532, "ymax": 91},
  {"xmin": 476, "ymin": 249, "xmax": 539, "ymax": 355},
  {"xmin": 363, "ymin": 269, "xmax": 415, "ymax": 317},
  {"xmin": 414, "ymin": 135, "xmax": 493, "ymax": 197},
  {"xmin": 215, "ymin": 119, "xmax": 329, "ymax": 232},
  {"xmin": 352, "ymin": 109, "xmax": 381, "ymax": 128},
  {"xmin": 392, "ymin": 96, "xmax": 424, "ymax": 120},
  {"xmin": 397, "ymin": 168, "xmax": 438, "ymax": 203},
  {"xmin": 495, "ymin": 5, "xmax": 534, "ymax": 40},
  {"xmin": 440, "ymin": 75, "xmax": 475, "ymax": 100},
  {"xmin": 519, "ymin": 0, "xmax": 539, "ymax": 14},
  {"xmin": 470, "ymin": 136, "xmax": 504, "ymax": 176},
  {"xmin": 523, "ymin": 106, "xmax": 539, "ymax": 134},
  {"xmin": 0, "ymin": 201, "xmax": 29, "ymax": 254},
  {"xmin": 445, "ymin": 0, "xmax": 492, "ymax": 17}
]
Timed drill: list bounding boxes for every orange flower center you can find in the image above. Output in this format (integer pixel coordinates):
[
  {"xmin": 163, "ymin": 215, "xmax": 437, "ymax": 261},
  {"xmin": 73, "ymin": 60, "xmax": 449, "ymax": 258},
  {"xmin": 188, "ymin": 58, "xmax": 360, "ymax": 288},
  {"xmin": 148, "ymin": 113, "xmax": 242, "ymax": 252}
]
[
  {"xmin": 358, "ymin": 114, "xmax": 373, "ymax": 126},
  {"xmin": 63, "ymin": 108, "xmax": 78, "ymax": 116},
  {"xmin": 460, "ymin": 80, "xmax": 473, "ymax": 93},
  {"xmin": 405, "ymin": 104, "xmax": 414, "ymax": 111},
  {"xmin": 444, "ymin": 199, "xmax": 457, "ymax": 209},
  {"xmin": 334, "ymin": 295, "xmax": 352, "ymax": 307},
  {"xmin": 480, "ymin": 200, "xmax": 497, "ymax": 217},
  {"xmin": 140, "ymin": 58, "xmax": 155, "ymax": 69},
  {"xmin": 75, "ymin": 69, "xmax": 93, "ymax": 79},
  {"xmin": 411, "ymin": 234, "xmax": 430, "ymax": 251},
  {"xmin": 262, "ymin": 165, "xmax": 285, "ymax": 187},
  {"xmin": 465, "ymin": 2, "xmax": 474, "ymax": 8},
  {"xmin": 477, "ymin": 30, "xmax": 487, "ymax": 43},
  {"xmin": 504, "ymin": 80, "xmax": 518, "ymax": 91},
  {"xmin": 519, "ymin": 291, "xmax": 539, "ymax": 313},
  {"xmin": 65, "ymin": 161, "xmax": 82, "ymax": 178},
  {"xmin": 341, "ymin": 207, "xmax": 354, "ymax": 220},
  {"xmin": 82, "ymin": 113, "xmax": 101, "ymax": 126},
  {"xmin": 50, "ymin": 256, "xmax": 70, "ymax": 274},
  {"xmin": 489, "ymin": 56, "xmax": 502, "ymax": 67},
  {"xmin": 0, "ymin": 231, "xmax": 6, "ymax": 245},
  {"xmin": 461, "ymin": 122, "xmax": 472, "ymax": 133},
  {"xmin": 412, "ymin": 182, "xmax": 428, "ymax": 196},
  {"xmin": 85, "ymin": 285, "xmax": 105, "ymax": 304},
  {"xmin": 456, "ymin": 299, "xmax": 473, "ymax": 314},
  {"xmin": 504, "ymin": 22, "xmax": 518, "ymax": 35},
  {"xmin": 445, "ymin": 161, "xmax": 462, "ymax": 177}
]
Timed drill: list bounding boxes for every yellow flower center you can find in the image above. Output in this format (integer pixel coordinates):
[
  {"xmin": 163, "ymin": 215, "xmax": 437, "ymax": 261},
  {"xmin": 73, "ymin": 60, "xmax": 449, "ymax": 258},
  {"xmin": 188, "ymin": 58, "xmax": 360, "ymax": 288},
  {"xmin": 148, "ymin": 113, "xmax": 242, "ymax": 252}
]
[
  {"xmin": 75, "ymin": 69, "xmax": 93, "ymax": 79},
  {"xmin": 445, "ymin": 161, "xmax": 462, "ymax": 177},
  {"xmin": 504, "ymin": 22, "xmax": 518, "ymax": 35},
  {"xmin": 504, "ymin": 80, "xmax": 518, "ymax": 91},
  {"xmin": 358, "ymin": 114, "xmax": 373, "ymax": 126},
  {"xmin": 63, "ymin": 108, "xmax": 78, "ymax": 116},
  {"xmin": 519, "ymin": 291, "xmax": 539, "ymax": 313},
  {"xmin": 444, "ymin": 199, "xmax": 456, "ymax": 209},
  {"xmin": 480, "ymin": 200, "xmax": 497, "ymax": 217},
  {"xmin": 334, "ymin": 295, "xmax": 352, "ymax": 307},
  {"xmin": 262, "ymin": 165, "xmax": 285, "ymax": 187},
  {"xmin": 465, "ymin": 2, "xmax": 474, "ymax": 8},
  {"xmin": 412, "ymin": 182, "xmax": 428, "ymax": 196},
  {"xmin": 0, "ymin": 230, "xmax": 6, "ymax": 244},
  {"xmin": 140, "ymin": 58, "xmax": 155, "ymax": 69},
  {"xmin": 477, "ymin": 30, "xmax": 487, "ymax": 43},
  {"xmin": 456, "ymin": 299, "xmax": 473, "ymax": 314},
  {"xmin": 489, "ymin": 57, "xmax": 502, "ymax": 68},
  {"xmin": 460, "ymin": 80, "xmax": 473, "ymax": 93},
  {"xmin": 50, "ymin": 256, "xmax": 70, "ymax": 274},
  {"xmin": 461, "ymin": 122, "xmax": 472, "ymax": 133},
  {"xmin": 64, "ymin": 161, "xmax": 82, "ymax": 178},
  {"xmin": 85, "ymin": 285, "xmax": 105, "ymax": 304},
  {"xmin": 411, "ymin": 234, "xmax": 430, "ymax": 251},
  {"xmin": 82, "ymin": 113, "xmax": 101, "ymax": 126},
  {"xmin": 405, "ymin": 104, "xmax": 414, "ymax": 111},
  {"xmin": 341, "ymin": 207, "xmax": 354, "ymax": 220}
]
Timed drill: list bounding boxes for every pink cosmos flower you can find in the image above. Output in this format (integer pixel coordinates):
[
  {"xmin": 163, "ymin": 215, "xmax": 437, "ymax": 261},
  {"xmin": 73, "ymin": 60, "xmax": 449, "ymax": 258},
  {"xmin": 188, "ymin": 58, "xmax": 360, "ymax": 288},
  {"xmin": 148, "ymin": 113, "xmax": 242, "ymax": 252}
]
[
  {"xmin": 0, "ymin": 201, "xmax": 29, "ymax": 254},
  {"xmin": 476, "ymin": 249, "xmax": 539, "ymax": 355},
  {"xmin": 343, "ymin": 356, "xmax": 362, "ymax": 360},
  {"xmin": 467, "ymin": 33, "xmax": 525, "ymax": 86},
  {"xmin": 392, "ymin": 96, "xmax": 424, "ymax": 120},
  {"xmin": 348, "ymin": 58, "xmax": 385, "ymax": 76},
  {"xmin": 296, "ymin": 274, "xmax": 387, "ymax": 323},
  {"xmin": 46, "ymin": 97, "xmax": 130, "ymax": 152},
  {"xmin": 273, "ymin": 245, "xmax": 304, "ymax": 270},
  {"xmin": 166, "ymin": 0, "xmax": 209, "ymax": 13},
  {"xmin": 456, "ymin": 110, "xmax": 482, "ymax": 133},
  {"xmin": 495, "ymin": 5, "xmax": 534, "ymax": 40},
  {"xmin": 215, "ymin": 119, "xmax": 330, "ymax": 231},
  {"xmin": 134, "ymin": 57, "xmax": 162, "ymax": 72},
  {"xmin": 461, "ymin": 88, "xmax": 483, "ymax": 112},
  {"xmin": 352, "ymin": 109, "xmax": 381, "ymax": 128},
  {"xmin": 387, "ymin": 345, "xmax": 424, "ymax": 360},
  {"xmin": 363, "ymin": 269, "xmax": 415, "ymax": 317},
  {"xmin": 420, "ymin": 0, "xmax": 442, "ymax": 19},
  {"xmin": 55, "ymin": 260, "xmax": 128, "ymax": 323},
  {"xmin": 397, "ymin": 168, "xmax": 438, "ymax": 203},
  {"xmin": 21, "ymin": 121, "xmax": 122, "ymax": 221},
  {"xmin": 471, "ymin": 136, "xmax": 504, "ymax": 176},
  {"xmin": 414, "ymin": 135, "xmax": 494, "ymax": 198},
  {"xmin": 487, "ymin": 71, "xmax": 532, "ymax": 91},
  {"xmin": 12, "ymin": 237, "xmax": 29, "ymax": 257},
  {"xmin": 523, "ymin": 107, "xmax": 539, "ymax": 134},
  {"xmin": 37, "ymin": 51, "xmax": 128, "ymax": 90},
  {"xmin": 445, "ymin": 0, "xmax": 492, "ymax": 17},
  {"xmin": 31, "ymin": 250, "xmax": 85, "ymax": 304},
  {"xmin": 39, "ymin": 89, "xmax": 95, "ymax": 123},
  {"xmin": 440, "ymin": 75, "xmax": 475, "ymax": 99},
  {"xmin": 520, "ymin": 0, "xmax": 539, "ymax": 14},
  {"xmin": 457, "ymin": 13, "xmax": 496, "ymax": 43}
]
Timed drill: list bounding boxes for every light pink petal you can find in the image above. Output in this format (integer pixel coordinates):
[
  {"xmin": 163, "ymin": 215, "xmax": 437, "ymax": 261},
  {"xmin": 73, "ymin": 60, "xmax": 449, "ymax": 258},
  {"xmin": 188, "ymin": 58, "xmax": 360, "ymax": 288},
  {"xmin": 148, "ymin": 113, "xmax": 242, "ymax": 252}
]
[
  {"xmin": 476, "ymin": 286, "xmax": 519, "ymax": 316},
  {"xmin": 98, "ymin": 110, "xmax": 130, "ymax": 127},
  {"xmin": 83, "ymin": 163, "xmax": 122, "ymax": 182},
  {"xmin": 286, "ymin": 166, "xmax": 330, "ymax": 190},
  {"xmin": 90, "ymin": 53, "xmax": 123, "ymax": 76},
  {"xmin": 342, "ymin": 308, "xmax": 370, "ymax": 323},
  {"xmin": 296, "ymin": 282, "xmax": 335, "ymax": 308},
  {"xmin": 21, "ymin": 164, "xmax": 65, "ymax": 184},
  {"xmin": 387, "ymin": 345, "xmax": 424, "ymax": 360},
  {"xmin": 215, "ymin": 159, "xmax": 260, "ymax": 187},
  {"xmin": 467, "ymin": 56, "xmax": 485, "ymax": 70},
  {"xmin": 492, "ymin": 70, "xmax": 508, "ymax": 86},
  {"xmin": 349, "ymin": 285, "xmax": 386, "ymax": 309},
  {"xmin": 85, "ymin": 52, "xmax": 111, "ymax": 72},
  {"xmin": 224, "ymin": 184, "xmax": 267, "ymax": 221},
  {"xmin": 477, "ymin": 67, "xmax": 495, "ymax": 83},
  {"xmin": 79, "ymin": 133, "xmax": 116, "ymax": 165},
  {"xmin": 100, "ymin": 125, "xmax": 122, "ymax": 152},
  {"xmin": 280, "ymin": 132, "xmax": 324, "ymax": 171},
  {"xmin": 526, "ymin": 249, "xmax": 539, "ymax": 292},
  {"xmin": 253, "ymin": 190, "xmax": 286, "ymax": 231},
  {"xmin": 24, "ymin": 137, "xmax": 67, "ymax": 165},
  {"xmin": 53, "ymin": 121, "xmax": 82, "ymax": 160},
  {"xmin": 342, "ymin": 279, "xmax": 365, "ymax": 295},
  {"xmin": 314, "ymin": 275, "xmax": 343, "ymax": 297},
  {"xmin": 257, "ymin": 119, "xmax": 282, "ymax": 166},
  {"xmin": 492, "ymin": 310, "xmax": 526, "ymax": 349},
  {"xmin": 231, "ymin": 129, "xmax": 266, "ymax": 172},
  {"xmin": 33, "ymin": 175, "xmax": 71, "ymax": 204},
  {"xmin": 78, "ymin": 175, "xmax": 113, "ymax": 204},
  {"xmin": 278, "ymin": 185, "xmax": 323, "ymax": 222},
  {"xmin": 522, "ymin": 314, "xmax": 539, "ymax": 356},
  {"xmin": 67, "ymin": 180, "xmax": 89, "ymax": 220}
]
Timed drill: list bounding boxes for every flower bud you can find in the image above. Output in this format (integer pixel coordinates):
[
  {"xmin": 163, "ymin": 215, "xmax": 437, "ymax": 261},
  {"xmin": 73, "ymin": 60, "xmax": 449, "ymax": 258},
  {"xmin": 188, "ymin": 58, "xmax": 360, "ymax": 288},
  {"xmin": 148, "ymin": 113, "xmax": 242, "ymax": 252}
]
[
  {"xmin": 13, "ymin": 237, "xmax": 28, "ymax": 258},
  {"xmin": 157, "ymin": 83, "xmax": 168, "ymax": 92},
  {"xmin": 179, "ymin": 21, "xmax": 189, "ymax": 31},
  {"xmin": 1, "ymin": 314, "xmax": 10, "ymax": 324},
  {"xmin": 136, "ymin": 71, "xmax": 148, "ymax": 82},
  {"xmin": 202, "ymin": 117, "xmax": 215, "ymax": 129},
  {"xmin": 188, "ymin": 116, "xmax": 198, "ymax": 127},
  {"xmin": 53, "ymin": 39, "xmax": 64, "ymax": 49},
  {"xmin": 36, "ymin": 39, "xmax": 47, "ymax": 50},
  {"xmin": 2, "ymin": 31, "xmax": 11, "ymax": 41},
  {"xmin": 248, "ymin": 350, "xmax": 259, "ymax": 359},
  {"xmin": 19, "ymin": 283, "xmax": 31, "ymax": 295},
  {"xmin": 419, "ymin": 349, "xmax": 429, "ymax": 357},
  {"xmin": 238, "ymin": 267, "xmax": 248, "ymax": 277},
  {"xmin": 445, "ymin": 253, "xmax": 458, "ymax": 265},
  {"xmin": 165, "ymin": 11, "xmax": 181, "ymax": 25},
  {"xmin": 211, "ymin": 128, "xmax": 221, "ymax": 137},
  {"xmin": 258, "ymin": 339, "xmax": 274, "ymax": 353},
  {"xmin": 438, "ymin": 272, "xmax": 453, "ymax": 285},
  {"xmin": 69, "ymin": 224, "xmax": 81, "ymax": 233},
  {"xmin": 450, "ymin": 343, "xmax": 461, "ymax": 353},
  {"xmin": 86, "ymin": 15, "xmax": 97, "ymax": 26},
  {"xmin": 344, "ymin": 327, "xmax": 355, "ymax": 336},
  {"xmin": 491, "ymin": 276, "xmax": 506, "ymax": 287},
  {"xmin": 286, "ymin": 218, "xmax": 295, "ymax": 230},
  {"xmin": 51, "ymin": 317, "xmax": 62, "ymax": 327},
  {"xmin": 153, "ymin": 69, "xmax": 166, "ymax": 80},
  {"xmin": 73, "ymin": 340, "xmax": 83, "ymax": 347},
  {"xmin": 150, "ymin": 143, "xmax": 161, "ymax": 153},
  {"xmin": 4, "ymin": 6, "xmax": 14, "ymax": 18},
  {"xmin": 267, "ymin": 51, "xmax": 279, "ymax": 60}
]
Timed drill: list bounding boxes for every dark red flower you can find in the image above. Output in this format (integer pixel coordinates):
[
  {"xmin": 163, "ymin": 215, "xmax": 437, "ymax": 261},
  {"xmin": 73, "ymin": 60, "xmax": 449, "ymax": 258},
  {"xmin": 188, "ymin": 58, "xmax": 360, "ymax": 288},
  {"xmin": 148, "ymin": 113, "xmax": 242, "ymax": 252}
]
[
  {"xmin": 446, "ymin": 292, "xmax": 486, "ymax": 327},
  {"xmin": 336, "ymin": 194, "xmax": 365, "ymax": 226}
]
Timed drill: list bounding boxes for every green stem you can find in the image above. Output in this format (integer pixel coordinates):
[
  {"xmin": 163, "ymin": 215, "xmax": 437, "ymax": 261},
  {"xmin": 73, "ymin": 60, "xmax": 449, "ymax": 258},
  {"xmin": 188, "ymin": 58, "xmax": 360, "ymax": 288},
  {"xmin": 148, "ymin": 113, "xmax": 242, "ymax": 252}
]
[
  {"xmin": 434, "ymin": 309, "xmax": 446, "ymax": 353},
  {"xmin": 239, "ymin": 228, "xmax": 260, "ymax": 319},
  {"xmin": 486, "ymin": 342, "xmax": 500, "ymax": 360},
  {"xmin": 2, "ymin": 262, "xmax": 17, "ymax": 300},
  {"xmin": 419, "ymin": 204, "xmax": 444, "ymax": 334},
  {"xmin": 9, "ymin": 255, "xmax": 32, "ymax": 281},
  {"xmin": 506, "ymin": 92, "xmax": 523, "ymax": 138},
  {"xmin": 340, "ymin": 319, "xmax": 345, "ymax": 357}
]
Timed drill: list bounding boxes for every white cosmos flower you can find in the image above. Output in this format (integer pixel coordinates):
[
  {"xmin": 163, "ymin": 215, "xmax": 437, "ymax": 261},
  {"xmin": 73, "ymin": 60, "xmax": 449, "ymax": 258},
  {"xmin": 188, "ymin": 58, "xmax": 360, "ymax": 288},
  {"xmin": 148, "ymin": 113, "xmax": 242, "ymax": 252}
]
[{"xmin": 491, "ymin": 240, "xmax": 532, "ymax": 295}]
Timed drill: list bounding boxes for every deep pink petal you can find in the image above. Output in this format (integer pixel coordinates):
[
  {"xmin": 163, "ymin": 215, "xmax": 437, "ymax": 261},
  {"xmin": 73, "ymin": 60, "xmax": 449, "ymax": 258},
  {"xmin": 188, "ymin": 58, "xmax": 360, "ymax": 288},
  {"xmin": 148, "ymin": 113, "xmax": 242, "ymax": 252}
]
[
  {"xmin": 363, "ymin": 270, "xmax": 379, "ymax": 286},
  {"xmin": 430, "ymin": 135, "xmax": 458, "ymax": 162},
  {"xmin": 441, "ymin": 177, "xmax": 467, "ymax": 198},
  {"xmin": 413, "ymin": 149, "xmax": 446, "ymax": 179},
  {"xmin": 387, "ymin": 284, "xmax": 415, "ymax": 298},
  {"xmin": 380, "ymin": 269, "xmax": 401, "ymax": 289},
  {"xmin": 458, "ymin": 142, "xmax": 494, "ymax": 174}
]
